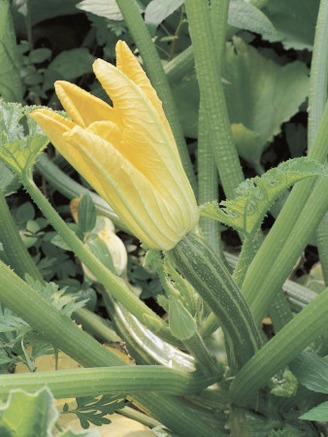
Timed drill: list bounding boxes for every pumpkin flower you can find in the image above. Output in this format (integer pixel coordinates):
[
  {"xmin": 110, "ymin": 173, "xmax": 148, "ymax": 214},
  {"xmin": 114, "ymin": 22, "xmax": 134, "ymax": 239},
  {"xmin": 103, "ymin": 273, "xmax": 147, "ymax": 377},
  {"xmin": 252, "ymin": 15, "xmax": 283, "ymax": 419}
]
[{"xmin": 31, "ymin": 41, "xmax": 198, "ymax": 250}]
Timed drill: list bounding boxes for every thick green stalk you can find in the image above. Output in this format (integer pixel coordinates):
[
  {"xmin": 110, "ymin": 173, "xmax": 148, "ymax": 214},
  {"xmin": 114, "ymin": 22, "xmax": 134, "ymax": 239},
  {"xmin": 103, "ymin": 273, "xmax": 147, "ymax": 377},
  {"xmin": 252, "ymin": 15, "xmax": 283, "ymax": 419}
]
[
  {"xmin": 198, "ymin": 103, "xmax": 221, "ymax": 255},
  {"xmin": 23, "ymin": 176, "xmax": 175, "ymax": 344},
  {"xmin": 245, "ymin": 174, "xmax": 328, "ymax": 325},
  {"xmin": 0, "ymin": 188, "xmax": 43, "ymax": 281},
  {"xmin": 0, "ymin": 367, "xmax": 214, "ymax": 398},
  {"xmin": 183, "ymin": 331, "xmax": 223, "ymax": 377},
  {"xmin": 169, "ymin": 232, "xmax": 262, "ymax": 373},
  {"xmin": 230, "ymin": 287, "xmax": 328, "ymax": 406},
  {"xmin": 36, "ymin": 154, "xmax": 127, "ymax": 231},
  {"xmin": 0, "ymin": 261, "xmax": 219, "ymax": 436},
  {"xmin": 308, "ymin": 0, "xmax": 328, "ymax": 284},
  {"xmin": 184, "ymin": 0, "xmax": 244, "ymax": 200},
  {"xmin": 242, "ymin": 102, "xmax": 328, "ymax": 319},
  {"xmin": 115, "ymin": 0, "xmax": 197, "ymax": 194},
  {"xmin": 72, "ymin": 308, "xmax": 121, "ymax": 343},
  {"xmin": 308, "ymin": 0, "xmax": 328, "ymax": 146},
  {"xmin": 197, "ymin": 0, "xmax": 230, "ymax": 256},
  {"xmin": 0, "ymin": 260, "xmax": 123, "ymax": 368}
]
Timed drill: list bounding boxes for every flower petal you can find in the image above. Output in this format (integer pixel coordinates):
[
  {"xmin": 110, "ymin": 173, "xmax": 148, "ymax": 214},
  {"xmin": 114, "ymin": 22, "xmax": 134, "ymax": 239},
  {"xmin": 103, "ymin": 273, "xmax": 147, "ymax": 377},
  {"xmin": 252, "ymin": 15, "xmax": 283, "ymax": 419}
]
[
  {"xmin": 64, "ymin": 125, "xmax": 194, "ymax": 249},
  {"xmin": 115, "ymin": 41, "xmax": 168, "ymax": 128},
  {"xmin": 55, "ymin": 81, "xmax": 117, "ymax": 128}
]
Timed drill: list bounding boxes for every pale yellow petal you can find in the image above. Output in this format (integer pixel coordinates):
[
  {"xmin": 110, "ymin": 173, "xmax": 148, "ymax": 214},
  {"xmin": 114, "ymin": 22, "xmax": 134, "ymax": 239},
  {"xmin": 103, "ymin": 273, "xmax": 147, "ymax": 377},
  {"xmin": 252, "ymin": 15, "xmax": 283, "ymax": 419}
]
[
  {"xmin": 64, "ymin": 126, "xmax": 194, "ymax": 249},
  {"xmin": 31, "ymin": 108, "xmax": 76, "ymax": 141},
  {"xmin": 115, "ymin": 41, "xmax": 168, "ymax": 126},
  {"xmin": 85, "ymin": 120, "xmax": 197, "ymax": 233},
  {"xmin": 55, "ymin": 81, "xmax": 117, "ymax": 128},
  {"xmin": 93, "ymin": 56, "xmax": 178, "ymax": 155},
  {"xmin": 31, "ymin": 109, "xmax": 103, "ymax": 188}
]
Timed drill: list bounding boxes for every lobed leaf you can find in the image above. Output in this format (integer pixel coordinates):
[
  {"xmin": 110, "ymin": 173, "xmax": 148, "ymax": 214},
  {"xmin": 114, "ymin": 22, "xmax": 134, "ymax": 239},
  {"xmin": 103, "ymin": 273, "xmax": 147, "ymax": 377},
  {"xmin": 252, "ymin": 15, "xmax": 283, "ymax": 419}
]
[
  {"xmin": 0, "ymin": 100, "xmax": 49, "ymax": 177},
  {"xmin": 200, "ymin": 158, "xmax": 326, "ymax": 237}
]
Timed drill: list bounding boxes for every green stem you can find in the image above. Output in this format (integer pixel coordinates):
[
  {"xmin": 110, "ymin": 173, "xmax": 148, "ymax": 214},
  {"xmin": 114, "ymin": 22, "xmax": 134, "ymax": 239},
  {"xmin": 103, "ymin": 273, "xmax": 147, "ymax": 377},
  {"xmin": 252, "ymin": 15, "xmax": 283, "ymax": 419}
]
[
  {"xmin": 197, "ymin": 103, "xmax": 222, "ymax": 256},
  {"xmin": 36, "ymin": 154, "xmax": 127, "ymax": 231},
  {"xmin": 230, "ymin": 286, "xmax": 328, "ymax": 406},
  {"xmin": 72, "ymin": 308, "xmax": 121, "ymax": 343},
  {"xmin": 0, "ymin": 367, "xmax": 214, "ymax": 398},
  {"xmin": 308, "ymin": 0, "xmax": 328, "ymax": 285},
  {"xmin": 119, "ymin": 406, "xmax": 161, "ymax": 428},
  {"xmin": 165, "ymin": 45, "xmax": 194, "ymax": 85},
  {"xmin": 169, "ymin": 232, "xmax": 262, "ymax": 373},
  {"xmin": 0, "ymin": 260, "xmax": 123, "ymax": 368},
  {"xmin": 23, "ymin": 176, "xmax": 175, "ymax": 344},
  {"xmin": 245, "ymin": 174, "xmax": 328, "ymax": 325},
  {"xmin": 184, "ymin": 0, "xmax": 244, "ymax": 200},
  {"xmin": 115, "ymin": 0, "xmax": 197, "ymax": 194},
  {"xmin": 241, "ymin": 102, "xmax": 328, "ymax": 321},
  {"xmin": 183, "ymin": 332, "xmax": 223, "ymax": 378},
  {"xmin": 307, "ymin": 0, "xmax": 328, "ymax": 147},
  {"xmin": 0, "ymin": 188, "xmax": 43, "ymax": 281},
  {"xmin": 0, "ymin": 261, "xmax": 219, "ymax": 436}
]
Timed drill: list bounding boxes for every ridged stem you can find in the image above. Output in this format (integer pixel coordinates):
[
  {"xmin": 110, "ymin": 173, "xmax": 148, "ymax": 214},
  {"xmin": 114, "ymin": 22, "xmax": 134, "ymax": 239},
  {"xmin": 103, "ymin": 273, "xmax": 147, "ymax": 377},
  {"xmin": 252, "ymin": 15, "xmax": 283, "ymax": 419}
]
[
  {"xmin": 308, "ymin": 0, "xmax": 328, "ymax": 284},
  {"xmin": 241, "ymin": 102, "xmax": 328, "ymax": 321},
  {"xmin": 245, "ymin": 173, "xmax": 328, "ymax": 325},
  {"xmin": 184, "ymin": 0, "xmax": 244, "ymax": 200},
  {"xmin": 0, "ymin": 261, "xmax": 219, "ymax": 436},
  {"xmin": 0, "ymin": 367, "xmax": 214, "ymax": 398},
  {"xmin": 22, "ymin": 176, "xmax": 175, "ymax": 344},
  {"xmin": 230, "ymin": 287, "xmax": 328, "ymax": 406},
  {"xmin": 0, "ymin": 188, "xmax": 43, "ymax": 281},
  {"xmin": 115, "ymin": 0, "xmax": 197, "ymax": 194}
]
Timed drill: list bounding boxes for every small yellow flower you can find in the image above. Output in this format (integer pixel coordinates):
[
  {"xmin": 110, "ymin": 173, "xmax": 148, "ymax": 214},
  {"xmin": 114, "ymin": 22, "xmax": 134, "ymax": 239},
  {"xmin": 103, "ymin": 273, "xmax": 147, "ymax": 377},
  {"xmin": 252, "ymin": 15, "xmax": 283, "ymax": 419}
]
[{"xmin": 31, "ymin": 41, "xmax": 198, "ymax": 250}]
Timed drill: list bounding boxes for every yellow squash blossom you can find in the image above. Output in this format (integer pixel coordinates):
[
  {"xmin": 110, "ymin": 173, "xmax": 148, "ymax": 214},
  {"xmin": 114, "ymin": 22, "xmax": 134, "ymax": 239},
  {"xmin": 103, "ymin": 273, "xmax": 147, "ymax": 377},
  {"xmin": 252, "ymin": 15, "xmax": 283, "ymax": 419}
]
[{"xmin": 32, "ymin": 41, "xmax": 198, "ymax": 250}]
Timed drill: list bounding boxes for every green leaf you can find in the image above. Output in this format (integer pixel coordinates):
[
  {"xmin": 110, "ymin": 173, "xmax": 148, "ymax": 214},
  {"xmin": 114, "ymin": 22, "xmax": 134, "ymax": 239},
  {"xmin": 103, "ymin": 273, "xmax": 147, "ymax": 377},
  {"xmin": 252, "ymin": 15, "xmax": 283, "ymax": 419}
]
[
  {"xmin": 228, "ymin": 0, "xmax": 277, "ymax": 40},
  {"xmin": 0, "ymin": 0, "xmax": 23, "ymax": 102},
  {"xmin": 78, "ymin": 194, "xmax": 97, "ymax": 234},
  {"xmin": 291, "ymin": 351, "xmax": 328, "ymax": 394},
  {"xmin": 169, "ymin": 296, "xmax": 197, "ymax": 340},
  {"xmin": 77, "ymin": 0, "xmax": 123, "ymax": 20},
  {"xmin": 0, "ymin": 100, "xmax": 49, "ymax": 177},
  {"xmin": 223, "ymin": 37, "xmax": 309, "ymax": 166},
  {"xmin": 199, "ymin": 158, "xmax": 326, "ymax": 237},
  {"xmin": 63, "ymin": 395, "xmax": 128, "ymax": 430},
  {"xmin": 263, "ymin": 0, "xmax": 320, "ymax": 50},
  {"xmin": 145, "ymin": 0, "xmax": 184, "ymax": 26},
  {"xmin": 299, "ymin": 401, "xmax": 328, "ymax": 422},
  {"xmin": 43, "ymin": 49, "xmax": 95, "ymax": 92},
  {"xmin": 25, "ymin": 276, "xmax": 88, "ymax": 318},
  {"xmin": 0, "ymin": 388, "xmax": 58, "ymax": 437},
  {"xmin": 28, "ymin": 48, "xmax": 52, "ymax": 64}
]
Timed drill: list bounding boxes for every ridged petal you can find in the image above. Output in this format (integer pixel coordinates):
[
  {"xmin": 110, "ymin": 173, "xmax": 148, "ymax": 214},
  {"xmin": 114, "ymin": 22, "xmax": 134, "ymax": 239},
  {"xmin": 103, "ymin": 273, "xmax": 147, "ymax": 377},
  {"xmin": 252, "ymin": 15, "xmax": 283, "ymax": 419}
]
[
  {"xmin": 92, "ymin": 58, "xmax": 194, "ymax": 216},
  {"xmin": 93, "ymin": 57, "xmax": 179, "ymax": 158},
  {"xmin": 64, "ymin": 125, "xmax": 192, "ymax": 249},
  {"xmin": 115, "ymin": 41, "xmax": 171, "ymax": 134},
  {"xmin": 55, "ymin": 81, "xmax": 117, "ymax": 128}
]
